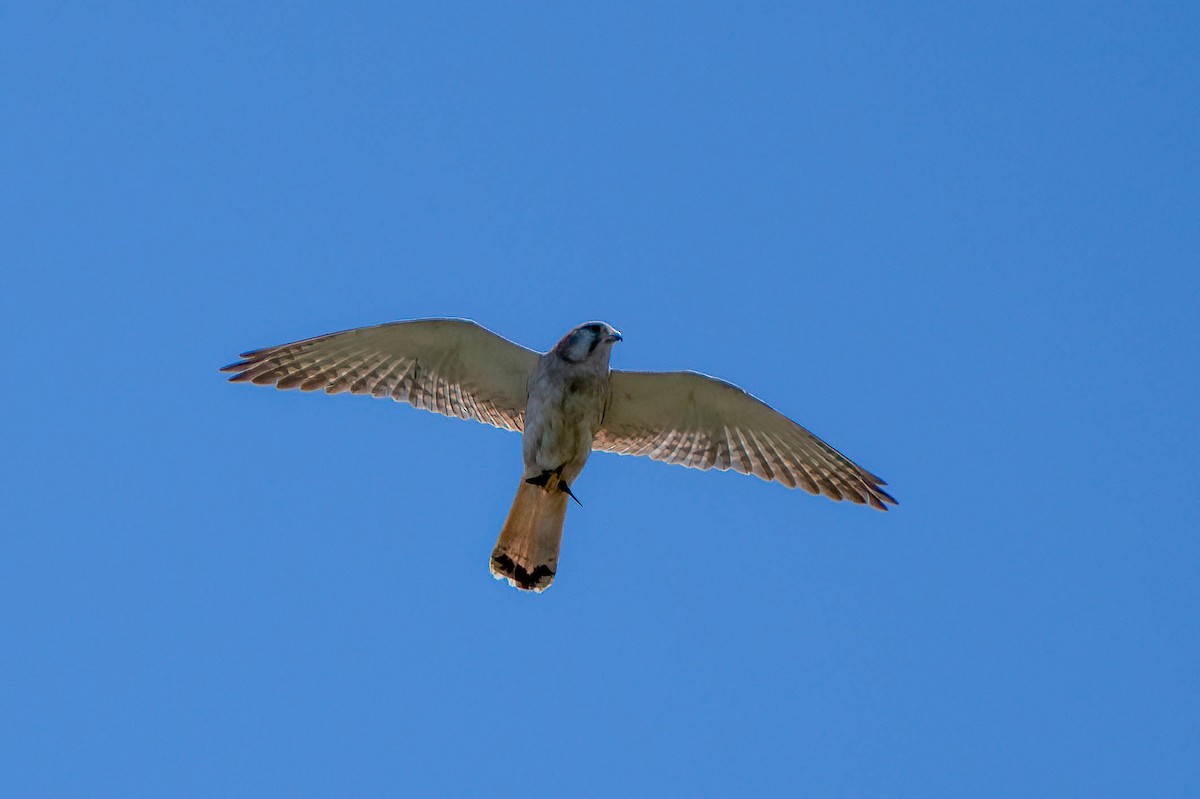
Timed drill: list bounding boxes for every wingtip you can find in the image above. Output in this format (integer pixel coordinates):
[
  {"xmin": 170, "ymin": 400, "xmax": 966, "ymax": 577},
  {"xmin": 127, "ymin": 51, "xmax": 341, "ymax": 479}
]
[{"xmin": 867, "ymin": 487, "xmax": 899, "ymax": 511}]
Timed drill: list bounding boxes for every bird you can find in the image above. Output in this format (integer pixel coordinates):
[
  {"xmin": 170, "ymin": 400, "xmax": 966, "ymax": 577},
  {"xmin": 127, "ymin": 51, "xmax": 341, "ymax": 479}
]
[{"xmin": 221, "ymin": 319, "xmax": 896, "ymax": 592}]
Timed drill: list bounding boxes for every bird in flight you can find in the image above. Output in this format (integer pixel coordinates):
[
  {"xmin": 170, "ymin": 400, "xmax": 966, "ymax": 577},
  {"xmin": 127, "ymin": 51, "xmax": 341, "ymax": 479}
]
[{"xmin": 222, "ymin": 319, "xmax": 896, "ymax": 592}]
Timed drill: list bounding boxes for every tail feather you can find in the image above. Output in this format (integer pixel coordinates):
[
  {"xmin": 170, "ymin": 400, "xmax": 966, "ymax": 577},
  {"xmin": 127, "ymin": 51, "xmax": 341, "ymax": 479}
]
[{"xmin": 490, "ymin": 477, "xmax": 569, "ymax": 592}]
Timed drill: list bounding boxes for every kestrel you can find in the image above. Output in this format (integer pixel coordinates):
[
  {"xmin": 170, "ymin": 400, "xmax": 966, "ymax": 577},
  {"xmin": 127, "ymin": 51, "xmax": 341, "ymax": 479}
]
[{"xmin": 222, "ymin": 319, "xmax": 896, "ymax": 592}]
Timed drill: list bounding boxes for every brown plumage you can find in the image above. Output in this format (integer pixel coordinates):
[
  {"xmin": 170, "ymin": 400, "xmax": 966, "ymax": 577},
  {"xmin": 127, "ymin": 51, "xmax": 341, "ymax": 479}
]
[{"xmin": 489, "ymin": 477, "xmax": 570, "ymax": 592}]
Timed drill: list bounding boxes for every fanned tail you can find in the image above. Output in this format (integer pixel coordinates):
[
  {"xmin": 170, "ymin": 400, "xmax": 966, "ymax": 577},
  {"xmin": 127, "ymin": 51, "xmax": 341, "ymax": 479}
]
[{"xmin": 490, "ymin": 476, "xmax": 569, "ymax": 592}]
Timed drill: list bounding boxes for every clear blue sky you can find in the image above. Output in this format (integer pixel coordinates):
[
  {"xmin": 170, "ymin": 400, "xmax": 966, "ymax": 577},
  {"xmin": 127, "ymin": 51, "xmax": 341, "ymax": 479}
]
[{"xmin": 3, "ymin": 3, "xmax": 1197, "ymax": 796}]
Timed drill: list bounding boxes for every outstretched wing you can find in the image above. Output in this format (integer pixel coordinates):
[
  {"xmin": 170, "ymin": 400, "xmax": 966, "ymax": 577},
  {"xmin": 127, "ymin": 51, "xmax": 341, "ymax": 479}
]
[
  {"xmin": 594, "ymin": 370, "xmax": 896, "ymax": 509},
  {"xmin": 221, "ymin": 319, "xmax": 539, "ymax": 432}
]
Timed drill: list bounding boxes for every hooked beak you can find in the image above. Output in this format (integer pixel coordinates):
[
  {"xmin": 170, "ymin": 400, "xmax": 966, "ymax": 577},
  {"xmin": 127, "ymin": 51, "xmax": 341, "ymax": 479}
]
[{"xmin": 607, "ymin": 331, "xmax": 623, "ymax": 343}]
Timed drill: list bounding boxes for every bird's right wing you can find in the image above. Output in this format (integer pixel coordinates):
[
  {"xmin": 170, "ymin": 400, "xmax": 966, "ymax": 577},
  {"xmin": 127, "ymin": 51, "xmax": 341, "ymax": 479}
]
[
  {"xmin": 594, "ymin": 370, "xmax": 896, "ymax": 509},
  {"xmin": 221, "ymin": 319, "xmax": 539, "ymax": 432}
]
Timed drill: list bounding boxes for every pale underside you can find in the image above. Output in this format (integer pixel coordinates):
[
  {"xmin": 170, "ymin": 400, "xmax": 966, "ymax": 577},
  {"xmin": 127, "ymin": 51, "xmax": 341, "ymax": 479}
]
[
  {"xmin": 594, "ymin": 371, "xmax": 895, "ymax": 510},
  {"xmin": 222, "ymin": 319, "xmax": 895, "ymax": 509}
]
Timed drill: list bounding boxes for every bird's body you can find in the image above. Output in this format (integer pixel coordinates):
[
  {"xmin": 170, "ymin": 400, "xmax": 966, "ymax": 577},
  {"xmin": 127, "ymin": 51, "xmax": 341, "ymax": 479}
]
[
  {"xmin": 223, "ymin": 318, "xmax": 896, "ymax": 592},
  {"xmin": 491, "ymin": 324, "xmax": 620, "ymax": 590},
  {"xmin": 522, "ymin": 326, "xmax": 616, "ymax": 484}
]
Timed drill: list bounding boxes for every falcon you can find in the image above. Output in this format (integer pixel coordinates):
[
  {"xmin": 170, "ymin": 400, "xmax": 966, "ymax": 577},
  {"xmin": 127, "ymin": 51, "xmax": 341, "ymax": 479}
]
[{"xmin": 221, "ymin": 319, "xmax": 896, "ymax": 592}]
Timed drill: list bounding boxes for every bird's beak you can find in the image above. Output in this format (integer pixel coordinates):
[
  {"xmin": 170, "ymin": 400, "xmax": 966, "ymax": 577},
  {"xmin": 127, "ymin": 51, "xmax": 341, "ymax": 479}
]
[{"xmin": 607, "ymin": 332, "xmax": 623, "ymax": 343}]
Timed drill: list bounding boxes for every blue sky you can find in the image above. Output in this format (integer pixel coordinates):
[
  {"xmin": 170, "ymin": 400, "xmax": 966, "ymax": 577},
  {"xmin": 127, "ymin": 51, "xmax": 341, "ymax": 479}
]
[{"xmin": 3, "ymin": 2, "xmax": 1197, "ymax": 796}]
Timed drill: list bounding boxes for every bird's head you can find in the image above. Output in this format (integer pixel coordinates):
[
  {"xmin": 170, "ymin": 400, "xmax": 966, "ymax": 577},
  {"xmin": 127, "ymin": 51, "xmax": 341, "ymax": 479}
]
[{"xmin": 553, "ymin": 321, "xmax": 623, "ymax": 365}]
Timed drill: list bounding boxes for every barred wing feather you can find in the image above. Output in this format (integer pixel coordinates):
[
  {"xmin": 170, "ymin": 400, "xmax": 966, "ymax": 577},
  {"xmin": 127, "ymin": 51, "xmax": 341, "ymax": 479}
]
[
  {"xmin": 594, "ymin": 370, "xmax": 896, "ymax": 509},
  {"xmin": 221, "ymin": 319, "xmax": 538, "ymax": 432}
]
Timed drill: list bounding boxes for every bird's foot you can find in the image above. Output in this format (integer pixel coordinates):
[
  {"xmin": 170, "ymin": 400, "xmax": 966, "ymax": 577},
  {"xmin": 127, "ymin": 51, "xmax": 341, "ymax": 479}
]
[
  {"xmin": 525, "ymin": 467, "xmax": 583, "ymax": 507},
  {"xmin": 559, "ymin": 480, "xmax": 583, "ymax": 507}
]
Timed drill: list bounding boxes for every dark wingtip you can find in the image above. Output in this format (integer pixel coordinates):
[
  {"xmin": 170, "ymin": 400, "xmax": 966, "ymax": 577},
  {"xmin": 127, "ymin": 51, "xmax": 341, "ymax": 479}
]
[{"xmin": 866, "ymin": 486, "xmax": 898, "ymax": 511}]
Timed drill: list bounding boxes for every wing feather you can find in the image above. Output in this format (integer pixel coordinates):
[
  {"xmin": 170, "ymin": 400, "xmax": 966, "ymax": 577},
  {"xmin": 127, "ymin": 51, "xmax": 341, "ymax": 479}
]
[
  {"xmin": 594, "ymin": 370, "xmax": 896, "ymax": 509},
  {"xmin": 221, "ymin": 319, "xmax": 538, "ymax": 432}
]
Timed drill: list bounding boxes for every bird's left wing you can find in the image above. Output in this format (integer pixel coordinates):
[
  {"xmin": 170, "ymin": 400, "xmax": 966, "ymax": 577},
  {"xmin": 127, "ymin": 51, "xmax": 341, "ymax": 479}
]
[
  {"xmin": 221, "ymin": 319, "xmax": 539, "ymax": 432},
  {"xmin": 594, "ymin": 370, "xmax": 896, "ymax": 509}
]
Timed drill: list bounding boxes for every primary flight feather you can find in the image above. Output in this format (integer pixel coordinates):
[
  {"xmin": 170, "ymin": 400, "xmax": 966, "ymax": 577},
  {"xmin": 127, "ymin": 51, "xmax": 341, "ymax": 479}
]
[{"xmin": 222, "ymin": 318, "xmax": 896, "ymax": 592}]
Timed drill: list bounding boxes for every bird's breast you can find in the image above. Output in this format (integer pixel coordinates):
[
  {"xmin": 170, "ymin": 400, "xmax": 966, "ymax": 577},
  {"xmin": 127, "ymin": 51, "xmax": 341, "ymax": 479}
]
[{"xmin": 522, "ymin": 362, "xmax": 610, "ymax": 471}]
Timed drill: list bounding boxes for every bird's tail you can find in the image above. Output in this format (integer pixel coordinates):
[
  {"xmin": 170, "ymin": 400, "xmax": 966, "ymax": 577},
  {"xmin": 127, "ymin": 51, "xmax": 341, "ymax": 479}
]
[{"xmin": 490, "ymin": 475, "xmax": 569, "ymax": 592}]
